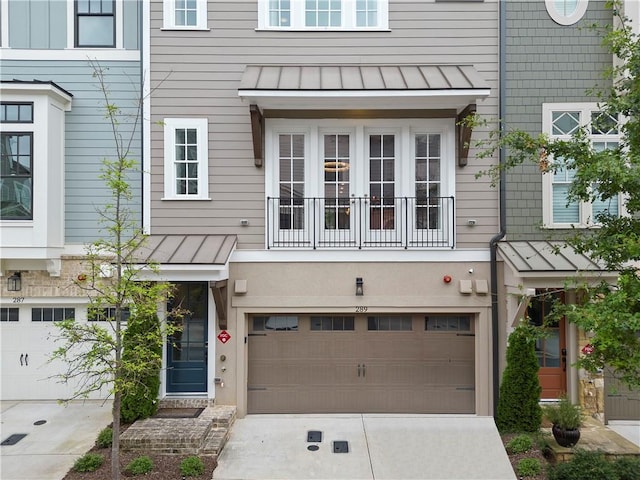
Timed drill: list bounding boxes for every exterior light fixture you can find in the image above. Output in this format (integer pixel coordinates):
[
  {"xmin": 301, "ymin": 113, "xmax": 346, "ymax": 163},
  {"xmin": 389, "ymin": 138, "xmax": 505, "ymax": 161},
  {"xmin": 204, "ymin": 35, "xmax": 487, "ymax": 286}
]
[
  {"xmin": 355, "ymin": 277, "xmax": 364, "ymax": 296},
  {"xmin": 7, "ymin": 272, "xmax": 22, "ymax": 292}
]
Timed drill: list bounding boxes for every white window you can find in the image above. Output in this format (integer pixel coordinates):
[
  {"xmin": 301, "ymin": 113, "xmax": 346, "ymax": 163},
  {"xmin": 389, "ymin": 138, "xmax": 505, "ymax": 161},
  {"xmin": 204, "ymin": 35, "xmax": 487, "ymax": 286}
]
[
  {"xmin": 545, "ymin": 0, "xmax": 589, "ymax": 26},
  {"xmin": 265, "ymin": 119, "xmax": 455, "ymax": 249},
  {"xmin": 542, "ymin": 103, "xmax": 622, "ymax": 228},
  {"xmin": 163, "ymin": 118, "xmax": 210, "ymax": 200},
  {"xmin": 163, "ymin": 0, "xmax": 208, "ymax": 30},
  {"xmin": 0, "ymin": 84, "xmax": 71, "ymax": 263},
  {"xmin": 258, "ymin": 0, "xmax": 389, "ymax": 30}
]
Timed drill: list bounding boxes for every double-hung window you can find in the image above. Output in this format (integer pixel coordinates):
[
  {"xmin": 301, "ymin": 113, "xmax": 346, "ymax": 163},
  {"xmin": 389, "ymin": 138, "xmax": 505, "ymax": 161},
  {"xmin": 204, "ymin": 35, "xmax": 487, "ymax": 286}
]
[
  {"xmin": 163, "ymin": 0, "xmax": 208, "ymax": 30},
  {"xmin": 259, "ymin": 0, "xmax": 389, "ymax": 30},
  {"xmin": 163, "ymin": 118, "xmax": 210, "ymax": 200},
  {"xmin": 75, "ymin": 0, "xmax": 116, "ymax": 47},
  {"xmin": 542, "ymin": 103, "xmax": 622, "ymax": 228},
  {"xmin": 1, "ymin": 103, "xmax": 34, "ymax": 220}
]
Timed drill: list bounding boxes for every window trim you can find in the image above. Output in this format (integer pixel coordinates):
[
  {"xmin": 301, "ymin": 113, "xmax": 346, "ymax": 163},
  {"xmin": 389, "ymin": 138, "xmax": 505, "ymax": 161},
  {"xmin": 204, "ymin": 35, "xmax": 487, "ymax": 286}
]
[
  {"xmin": 1, "ymin": 131, "xmax": 34, "ymax": 220},
  {"xmin": 542, "ymin": 103, "xmax": 623, "ymax": 228},
  {"xmin": 162, "ymin": 0, "xmax": 209, "ymax": 31},
  {"xmin": 74, "ymin": 0, "xmax": 117, "ymax": 48},
  {"xmin": 31, "ymin": 307, "xmax": 76, "ymax": 322},
  {"xmin": 545, "ymin": 0, "xmax": 589, "ymax": 26},
  {"xmin": 1, "ymin": 103, "xmax": 34, "ymax": 124},
  {"xmin": 257, "ymin": 0, "xmax": 390, "ymax": 31},
  {"xmin": 162, "ymin": 118, "xmax": 210, "ymax": 201}
]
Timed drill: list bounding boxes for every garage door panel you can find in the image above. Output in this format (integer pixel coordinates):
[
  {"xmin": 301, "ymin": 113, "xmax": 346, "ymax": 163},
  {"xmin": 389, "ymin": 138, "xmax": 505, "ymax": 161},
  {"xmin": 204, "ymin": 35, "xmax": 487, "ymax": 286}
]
[{"xmin": 248, "ymin": 315, "xmax": 476, "ymax": 414}]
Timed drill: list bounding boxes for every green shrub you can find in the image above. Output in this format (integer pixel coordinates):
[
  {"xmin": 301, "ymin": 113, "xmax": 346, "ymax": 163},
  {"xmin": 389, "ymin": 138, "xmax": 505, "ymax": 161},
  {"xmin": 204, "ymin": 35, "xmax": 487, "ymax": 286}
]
[
  {"xmin": 548, "ymin": 450, "xmax": 619, "ymax": 480},
  {"xmin": 121, "ymin": 313, "xmax": 162, "ymax": 423},
  {"xmin": 517, "ymin": 458, "xmax": 542, "ymax": 478},
  {"xmin": 614, "ymin": 456, "xmax": 640, "ymax": 480},
  {"xmin": 495, "ymin": 322, "xmax": 542, "ymax": 432},
  {"xmin": 73, "ymin": 453, "xmax": 104, "ymax": 472},
  {"xmin": 506, "ymin": 434, "xmax": 534, "ymax": 454},
  {"xmin": 180, "ymin": 456, "xmax": 205, "ymax": 477},
  {"xmin": 543, "ymin": 397, "xmax": 582, "ymax": 430},
  {"xmin": 96, "ymin": 426, "xmax": 113, "ymax": 448},
  {"xmin": 125, "ymin": 455, "xmax": 154, "ymax": 476}
]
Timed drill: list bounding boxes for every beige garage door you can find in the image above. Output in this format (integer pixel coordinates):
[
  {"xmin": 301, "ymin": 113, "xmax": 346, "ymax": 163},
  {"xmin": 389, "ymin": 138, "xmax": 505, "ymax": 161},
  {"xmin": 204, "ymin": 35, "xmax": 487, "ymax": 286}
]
[{"xmin": 248, "ymin": 314, "xmax": 475, "ymax": 414}]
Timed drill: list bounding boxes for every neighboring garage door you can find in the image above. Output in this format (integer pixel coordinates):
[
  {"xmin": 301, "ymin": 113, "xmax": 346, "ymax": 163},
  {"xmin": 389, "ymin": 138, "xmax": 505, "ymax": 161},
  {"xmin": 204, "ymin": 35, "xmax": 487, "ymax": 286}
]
[
  {"xmin": 604, "ymin": 368, "xmax": 640, "ymax": 422},
  {"xmin": 248, "ymin": 314, "xmax": 475, "ymax": 414}
]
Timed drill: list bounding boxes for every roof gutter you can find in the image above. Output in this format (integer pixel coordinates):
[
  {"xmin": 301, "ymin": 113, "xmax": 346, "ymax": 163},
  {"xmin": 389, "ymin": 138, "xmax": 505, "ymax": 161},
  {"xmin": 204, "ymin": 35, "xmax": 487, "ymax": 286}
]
[{"xmin": 490, "ymin": 0, "xmax": 507, "ymax": 417}]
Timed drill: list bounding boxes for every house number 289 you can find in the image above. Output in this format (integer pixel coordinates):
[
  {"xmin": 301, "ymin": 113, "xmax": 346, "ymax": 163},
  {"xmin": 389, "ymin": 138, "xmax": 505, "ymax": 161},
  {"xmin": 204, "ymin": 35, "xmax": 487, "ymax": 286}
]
[{"xmin": 355, "ymin": 306, "xmax": 368, "ymax": 313}]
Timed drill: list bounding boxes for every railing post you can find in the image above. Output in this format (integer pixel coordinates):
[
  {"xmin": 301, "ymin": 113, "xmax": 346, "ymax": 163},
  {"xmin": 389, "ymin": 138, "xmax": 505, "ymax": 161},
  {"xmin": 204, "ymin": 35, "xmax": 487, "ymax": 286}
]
[
  {"xmin": 404, "ymin": 197, "xmax": 408, "ymax": 249},
  {"xmin": 312, "ymin": 197, "xmax": 317, "ymax": 250},
  {"xmin": 266, "ymin": 197, "xmax": 271, "ymax": 249},
  {"xmin": 450, "ymin": 196, "xmax": 455, "ymax": 249}
]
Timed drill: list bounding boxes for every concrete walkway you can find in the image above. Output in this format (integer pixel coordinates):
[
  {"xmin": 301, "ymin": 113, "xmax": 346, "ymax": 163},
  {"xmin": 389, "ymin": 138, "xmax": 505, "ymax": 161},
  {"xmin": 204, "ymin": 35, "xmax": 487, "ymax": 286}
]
[
  {"xmin": 607, "ymin": 421, "xmax": 640, "ymax": 448},
  {"xmin": 0, "ymin": 400, "xmax": 112, "ymax": 480},
  {"xmin": 213, "ymin": 414, "xmax": 516, "ymax": 480}
]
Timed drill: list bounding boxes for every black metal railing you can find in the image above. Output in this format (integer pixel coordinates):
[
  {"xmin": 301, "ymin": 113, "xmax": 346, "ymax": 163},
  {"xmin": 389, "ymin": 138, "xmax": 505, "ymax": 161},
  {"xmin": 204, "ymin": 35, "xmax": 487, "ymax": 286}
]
[{"xmin": 267, "ymin": 196, "xmax": 455, "ymax": 249}]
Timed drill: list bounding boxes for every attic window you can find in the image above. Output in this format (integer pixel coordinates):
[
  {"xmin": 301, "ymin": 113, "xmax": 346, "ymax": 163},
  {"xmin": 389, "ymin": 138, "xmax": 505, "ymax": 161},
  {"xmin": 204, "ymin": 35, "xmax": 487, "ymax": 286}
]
[{"xmin": 545, "ymin": 0, "xmax": 589, "ymax": 26}]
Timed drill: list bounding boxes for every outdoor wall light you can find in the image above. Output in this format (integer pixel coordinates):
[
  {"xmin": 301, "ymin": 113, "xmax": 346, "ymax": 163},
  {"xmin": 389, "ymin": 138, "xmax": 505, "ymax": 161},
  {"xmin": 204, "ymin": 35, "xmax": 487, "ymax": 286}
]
[
  {"xmin": 7, "ymin": 272, "xmax": 22, "ymax": 292},
  {"xmin": 355, "ymin": 277, "xmax": 364, "ymax": 296}
]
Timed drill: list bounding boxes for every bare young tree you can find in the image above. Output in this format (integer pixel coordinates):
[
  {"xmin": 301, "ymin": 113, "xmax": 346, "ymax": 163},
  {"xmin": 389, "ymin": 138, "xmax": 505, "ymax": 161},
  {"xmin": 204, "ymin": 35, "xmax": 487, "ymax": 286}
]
[{"xmin": 50, "ymin": 61, "xmax": 175, "ymax": 480}]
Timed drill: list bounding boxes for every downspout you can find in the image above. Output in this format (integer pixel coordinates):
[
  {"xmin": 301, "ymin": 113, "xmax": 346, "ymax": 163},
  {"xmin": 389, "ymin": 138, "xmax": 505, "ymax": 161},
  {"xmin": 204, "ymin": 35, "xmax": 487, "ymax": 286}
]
[{"xmin": 490, "ymin": 0, "xmax": 507, "ymax": 417}]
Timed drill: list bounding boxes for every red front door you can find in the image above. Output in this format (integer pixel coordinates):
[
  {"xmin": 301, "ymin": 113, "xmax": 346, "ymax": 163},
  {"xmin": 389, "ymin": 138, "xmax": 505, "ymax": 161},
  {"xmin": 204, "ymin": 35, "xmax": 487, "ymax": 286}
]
[{"xmin": 528, "ymin": 292, "xmax": 567, "ymax": 399}]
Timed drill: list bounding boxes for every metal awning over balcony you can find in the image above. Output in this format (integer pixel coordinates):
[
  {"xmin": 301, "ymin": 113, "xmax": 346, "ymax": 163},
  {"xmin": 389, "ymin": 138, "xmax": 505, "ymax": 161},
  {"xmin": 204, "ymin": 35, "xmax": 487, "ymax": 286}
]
[
  {"xmin": 238, "ymin": 64, "xmax": 490, "ymax": 111},
  {"xmin": 239, "ymin": 64, "xmax": 489, "ymax": 167}
]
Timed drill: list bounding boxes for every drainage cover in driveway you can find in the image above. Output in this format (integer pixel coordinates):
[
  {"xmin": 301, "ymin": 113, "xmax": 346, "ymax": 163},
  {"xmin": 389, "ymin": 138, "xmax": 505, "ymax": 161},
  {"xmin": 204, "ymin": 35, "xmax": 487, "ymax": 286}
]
[
  {"xmin": 307, "ymin": 430, "xmax": 322, "ymax": 442},
  {"xmin": 333, "ymin": 441, "xmax": 349, "ymax": 453},
  {"xmin": 1, "ymin": 434, "xmax": 27, "ymax": 446}
]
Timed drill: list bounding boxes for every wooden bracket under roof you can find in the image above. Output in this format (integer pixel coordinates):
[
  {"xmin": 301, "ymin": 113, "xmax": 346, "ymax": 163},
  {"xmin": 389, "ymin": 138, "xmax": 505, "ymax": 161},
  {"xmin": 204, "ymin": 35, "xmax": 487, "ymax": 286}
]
[
  {"xmin": 210, "ymin": 280, "xmax": 228, "ymax": 329},
  {"xmin": 250, "ymin": 104, "xmax": 264, "ymax": 167},
  {"xmin": 456, "ymin": 103, "xmax": 476, "ymax": 167}
]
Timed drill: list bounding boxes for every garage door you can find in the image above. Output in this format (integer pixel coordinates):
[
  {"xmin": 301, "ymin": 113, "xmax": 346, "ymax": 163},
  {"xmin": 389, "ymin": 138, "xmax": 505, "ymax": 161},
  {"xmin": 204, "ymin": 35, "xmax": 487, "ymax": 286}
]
[
  {"xmin": 604, "ymin": 368, "xmax": 640, "ymax": 422},
  {"xmin": 248, "ymin": 314, "xmax": 475, "ymax": 414}
]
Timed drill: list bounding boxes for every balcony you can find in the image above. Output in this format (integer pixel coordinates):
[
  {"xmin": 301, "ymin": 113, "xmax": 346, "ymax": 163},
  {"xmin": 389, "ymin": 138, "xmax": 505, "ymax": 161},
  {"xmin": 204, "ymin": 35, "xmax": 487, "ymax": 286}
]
[{"xmin": 267, "ymin": 196, "xmax": 455, "ymax": 250}]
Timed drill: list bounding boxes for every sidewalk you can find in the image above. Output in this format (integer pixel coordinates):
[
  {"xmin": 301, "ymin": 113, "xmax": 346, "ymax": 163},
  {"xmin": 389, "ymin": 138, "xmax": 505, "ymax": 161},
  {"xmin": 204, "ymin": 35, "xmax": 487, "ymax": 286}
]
[{"xmin": 0, "ymin": 400, "xmax": 112, "ymax": 480}]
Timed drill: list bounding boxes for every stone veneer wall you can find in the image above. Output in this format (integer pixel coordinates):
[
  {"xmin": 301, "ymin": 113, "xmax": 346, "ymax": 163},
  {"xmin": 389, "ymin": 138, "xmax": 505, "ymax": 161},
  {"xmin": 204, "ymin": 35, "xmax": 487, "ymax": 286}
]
[{"xmin": 577, "ymin": 328, "xmax": 605, "ymax": 420}]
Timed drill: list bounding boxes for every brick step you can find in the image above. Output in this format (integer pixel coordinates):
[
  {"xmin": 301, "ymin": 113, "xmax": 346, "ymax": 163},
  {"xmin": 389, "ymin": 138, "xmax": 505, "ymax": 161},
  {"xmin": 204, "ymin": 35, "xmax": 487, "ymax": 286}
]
[
  {"xmin": 120, "ymin": 404, "xmax": 237, "ymax": 456},
  {"xmin": 201, "ymin": 427, "xmax": 231, "ymax": 456}
]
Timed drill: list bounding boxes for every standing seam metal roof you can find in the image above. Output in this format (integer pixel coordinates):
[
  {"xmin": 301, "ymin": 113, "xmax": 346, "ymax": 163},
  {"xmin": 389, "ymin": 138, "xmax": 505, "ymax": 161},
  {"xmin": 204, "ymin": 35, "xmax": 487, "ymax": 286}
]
[{"xmin": 239, "ymin": 65, "xmax": 490, "ymax": 91}]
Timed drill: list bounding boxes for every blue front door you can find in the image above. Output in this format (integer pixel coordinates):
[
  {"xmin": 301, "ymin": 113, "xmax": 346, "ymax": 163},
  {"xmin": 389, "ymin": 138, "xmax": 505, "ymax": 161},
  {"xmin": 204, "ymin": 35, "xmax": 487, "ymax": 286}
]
[{"xmin": 167, "ymin": 282, "xmax": 208, "ymax": 393}]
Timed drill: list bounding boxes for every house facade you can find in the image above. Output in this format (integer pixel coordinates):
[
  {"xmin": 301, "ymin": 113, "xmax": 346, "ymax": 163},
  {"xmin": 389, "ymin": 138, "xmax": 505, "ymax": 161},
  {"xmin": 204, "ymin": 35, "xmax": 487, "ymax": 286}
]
[
  {"xmin": 0, "ymin": 0, "xmax": 142, "ymax": 400},
  {"xmin": 498, "ymin": 0, "xmax": 640, "ymax": 422},
  {"xmin": 146, "ymin": 0, "xmax": 500, "ymax": 417}
]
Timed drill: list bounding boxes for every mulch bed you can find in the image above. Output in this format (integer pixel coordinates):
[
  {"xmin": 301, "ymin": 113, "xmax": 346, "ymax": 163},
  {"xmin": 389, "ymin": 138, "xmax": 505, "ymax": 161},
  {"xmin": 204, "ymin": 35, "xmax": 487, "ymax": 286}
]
[
  {"xmin": 502, "ymin": 432, "xmax": 552, "ymax": 480},
  {"xmin": 62, "ymin": 447, "xmax": 217, "ymax": 480},
  {"xmin": 62, "ymin": 423, "xmax": 217, "ymax": 480}
]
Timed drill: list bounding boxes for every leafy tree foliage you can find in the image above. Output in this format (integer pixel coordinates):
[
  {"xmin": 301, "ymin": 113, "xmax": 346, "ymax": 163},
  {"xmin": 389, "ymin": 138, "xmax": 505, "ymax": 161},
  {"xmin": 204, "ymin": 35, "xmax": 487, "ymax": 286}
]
[
  {"xmin": 50, "ymin": 62, "xmax": 176, "ymax": 480},
  {"xmin": 120, "ymin": 312, "xmax": 163, "ymax": 423},
  {"xmin": 496, "ymin": 322, "xmax": 542, "ymax": 433},
  {"xmin": 472, "ymin": 1, "xmax": 640, "ymax": 389}
]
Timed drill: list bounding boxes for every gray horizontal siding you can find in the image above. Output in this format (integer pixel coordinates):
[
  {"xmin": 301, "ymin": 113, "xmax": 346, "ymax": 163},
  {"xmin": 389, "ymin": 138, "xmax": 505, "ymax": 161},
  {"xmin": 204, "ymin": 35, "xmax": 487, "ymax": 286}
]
[
  {"xmin": 1, "ymin": 61, "xmax": 142, "ymax": 244},
  {"xmin": 150, "ymin": 0, "xmax": 500, "ymax": 250},
  {"xmin": 505, "ymin": 0, "xmax": 612, "ymax": 241}
]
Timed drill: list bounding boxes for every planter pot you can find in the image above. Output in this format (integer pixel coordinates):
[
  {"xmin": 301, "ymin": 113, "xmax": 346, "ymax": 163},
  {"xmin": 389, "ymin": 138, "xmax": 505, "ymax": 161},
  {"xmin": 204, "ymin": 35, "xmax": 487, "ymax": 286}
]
[{"xmin": 552, "ymin": 424, "xmax": 581, "ymax": 447}]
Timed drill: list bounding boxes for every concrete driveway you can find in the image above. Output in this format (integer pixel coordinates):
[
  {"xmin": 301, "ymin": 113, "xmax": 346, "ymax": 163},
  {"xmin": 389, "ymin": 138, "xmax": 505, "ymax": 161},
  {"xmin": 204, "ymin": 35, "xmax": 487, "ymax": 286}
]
[
  {"xmin": 213, "ymin": 414, "xmax": 516, "ymax": 480},
  {"xmin": 0, "ymin": 400, "xmax": 112, "ymax": 480}
]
